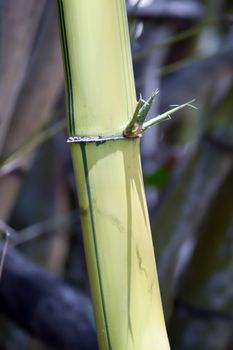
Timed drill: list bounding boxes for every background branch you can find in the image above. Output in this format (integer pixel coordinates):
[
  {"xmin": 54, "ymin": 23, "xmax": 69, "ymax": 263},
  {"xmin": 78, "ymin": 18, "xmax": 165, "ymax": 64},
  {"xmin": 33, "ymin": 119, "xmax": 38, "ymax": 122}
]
[{"xmin": 0, "ymin": 242, "xmax": 97, "ymax": 350}]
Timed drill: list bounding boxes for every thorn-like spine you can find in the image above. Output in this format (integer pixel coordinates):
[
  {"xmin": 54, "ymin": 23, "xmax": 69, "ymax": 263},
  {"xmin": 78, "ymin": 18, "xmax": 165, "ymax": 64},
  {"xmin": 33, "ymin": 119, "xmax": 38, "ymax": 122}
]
[
  {"xmin": 142, "ymin": 99, "xmax": 197, "ymax": 131},
  {"xmin": 137, "ymin": 89, "xmax": 159, "ymax": 125},
  {"xmin": 123, "ymin": 90, "xmax": 159, "ymax": 137},
  {"xmin": 123, "ymin": 91, "xmax": 197, "ymax": 137}
]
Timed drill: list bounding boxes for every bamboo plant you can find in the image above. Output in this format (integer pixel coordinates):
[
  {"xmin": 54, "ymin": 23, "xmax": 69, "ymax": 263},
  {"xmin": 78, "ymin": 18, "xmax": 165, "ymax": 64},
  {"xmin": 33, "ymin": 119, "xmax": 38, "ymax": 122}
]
[{"xmin": 56, "ymin": 1, "xmax": 193, "ymax": 349}]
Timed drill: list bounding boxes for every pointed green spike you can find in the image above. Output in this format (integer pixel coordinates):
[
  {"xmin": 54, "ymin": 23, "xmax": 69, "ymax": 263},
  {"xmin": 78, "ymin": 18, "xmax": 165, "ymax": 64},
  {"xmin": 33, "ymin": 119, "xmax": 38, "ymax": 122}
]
[
  {"xmin": 137, "ymin": 89, "xmax": 159, "ymax": 125},
  {"xmin": 142, "ymin": 99, "xmax": 196, "ymax": 131},
  {"xmin": 124, "ymin": 94, "xmax": 143, "ymax": 135}
]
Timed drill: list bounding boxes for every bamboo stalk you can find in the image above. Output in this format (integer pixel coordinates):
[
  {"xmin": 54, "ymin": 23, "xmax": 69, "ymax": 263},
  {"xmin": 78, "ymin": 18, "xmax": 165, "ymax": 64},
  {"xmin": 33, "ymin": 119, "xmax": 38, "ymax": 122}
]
[{"xmin": 57, "ymin": 1, "xmax": 170, "ymax": 349}]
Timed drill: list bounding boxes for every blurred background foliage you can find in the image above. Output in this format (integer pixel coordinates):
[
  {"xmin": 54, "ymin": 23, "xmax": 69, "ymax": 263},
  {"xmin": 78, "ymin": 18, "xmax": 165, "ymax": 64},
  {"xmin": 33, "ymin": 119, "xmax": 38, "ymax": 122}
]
[{"xmin": 0, "ymin": 0, "xmax": 232, "ymax": 349}]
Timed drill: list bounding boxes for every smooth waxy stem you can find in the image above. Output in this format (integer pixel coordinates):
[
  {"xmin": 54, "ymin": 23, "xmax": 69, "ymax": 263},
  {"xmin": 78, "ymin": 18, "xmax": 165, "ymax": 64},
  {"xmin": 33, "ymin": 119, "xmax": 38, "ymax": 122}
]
[{"xmin": 57, "ymin": 1, "xmax": 171, "ymax": 349}]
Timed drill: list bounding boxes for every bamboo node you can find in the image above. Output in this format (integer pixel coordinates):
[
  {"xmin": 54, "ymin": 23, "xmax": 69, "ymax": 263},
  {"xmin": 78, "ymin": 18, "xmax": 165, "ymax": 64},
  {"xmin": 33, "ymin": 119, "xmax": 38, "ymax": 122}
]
[{"xmin": 66, "ymin": 134, "xmax": 140, "ymax": 144}]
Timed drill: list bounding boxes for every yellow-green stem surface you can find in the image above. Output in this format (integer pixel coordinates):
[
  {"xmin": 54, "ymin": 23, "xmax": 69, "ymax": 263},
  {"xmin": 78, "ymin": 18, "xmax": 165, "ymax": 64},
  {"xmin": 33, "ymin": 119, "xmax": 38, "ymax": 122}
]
[{"xmin": 57, "ymin": 1, "xmax": 170, "ymax": 349}]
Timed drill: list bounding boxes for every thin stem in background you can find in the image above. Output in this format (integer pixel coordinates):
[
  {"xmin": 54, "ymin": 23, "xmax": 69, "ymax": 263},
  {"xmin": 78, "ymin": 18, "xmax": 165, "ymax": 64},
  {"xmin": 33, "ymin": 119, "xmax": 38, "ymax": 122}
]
[
  {"xmin": 0, "ymin": 224, "xmax": 11, "ymax": 279},
  {"xmin": 133, "ymin": 16, "xmax": 229, "ymax": 62}
]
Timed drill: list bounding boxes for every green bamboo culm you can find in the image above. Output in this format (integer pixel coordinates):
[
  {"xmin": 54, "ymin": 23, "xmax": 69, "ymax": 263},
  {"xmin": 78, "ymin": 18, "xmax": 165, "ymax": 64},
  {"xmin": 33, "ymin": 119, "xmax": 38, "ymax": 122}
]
[{"xmin": 57, "ymin": 1, "xmax": 170, "ymax": 349}]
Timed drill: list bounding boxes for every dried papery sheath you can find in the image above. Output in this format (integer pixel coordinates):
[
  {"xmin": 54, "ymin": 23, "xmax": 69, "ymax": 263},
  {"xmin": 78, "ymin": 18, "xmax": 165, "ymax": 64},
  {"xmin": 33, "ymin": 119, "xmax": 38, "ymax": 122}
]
[{"xmin": 67, "ymin": 135, "xmax": 126, "ymax": 144}]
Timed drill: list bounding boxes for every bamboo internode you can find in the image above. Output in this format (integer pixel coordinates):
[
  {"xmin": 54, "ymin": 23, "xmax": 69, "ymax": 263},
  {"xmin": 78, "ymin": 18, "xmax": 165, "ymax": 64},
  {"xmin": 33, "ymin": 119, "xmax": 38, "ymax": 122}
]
[{"xmin": 57, "ymin": 1, "xmax": 170, "ymax": 349}]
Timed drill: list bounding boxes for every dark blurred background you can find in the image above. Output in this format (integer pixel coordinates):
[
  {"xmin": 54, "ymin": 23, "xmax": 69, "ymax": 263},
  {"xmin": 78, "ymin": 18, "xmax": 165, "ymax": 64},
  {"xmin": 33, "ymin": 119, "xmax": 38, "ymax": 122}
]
[{"xmin": 0, "ymin": 0, "xmax": 232, "ymax": 349}]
